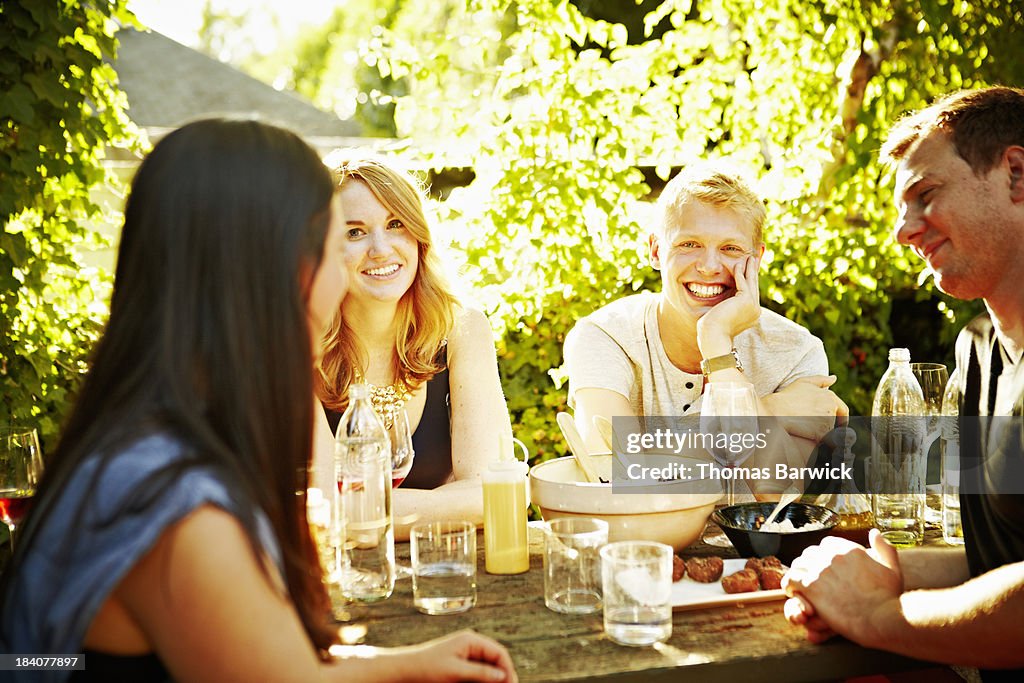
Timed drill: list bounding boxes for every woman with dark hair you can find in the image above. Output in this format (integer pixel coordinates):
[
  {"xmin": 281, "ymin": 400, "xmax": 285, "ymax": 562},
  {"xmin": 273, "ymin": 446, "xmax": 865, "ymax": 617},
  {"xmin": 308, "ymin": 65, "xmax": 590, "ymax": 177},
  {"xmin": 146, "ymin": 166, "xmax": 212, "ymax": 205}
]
[
  {"xmin": 0, "ymin": 119, "xmax": 515, "ymax": 683},
  {"xmin": 313, "ymin": 153, "xmax": 512, "ymax": 539}
]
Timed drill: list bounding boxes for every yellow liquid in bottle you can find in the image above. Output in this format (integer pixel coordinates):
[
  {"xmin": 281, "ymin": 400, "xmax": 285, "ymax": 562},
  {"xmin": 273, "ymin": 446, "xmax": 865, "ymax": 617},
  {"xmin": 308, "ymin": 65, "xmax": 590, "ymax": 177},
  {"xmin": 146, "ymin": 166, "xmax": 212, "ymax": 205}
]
[
  {"xmin": 834, "ymin": 510, "xmax": 875, "ymax": 546},
  {"xmin": 483, "ymin": 479, "xmax": 529, "ymax": 574}
]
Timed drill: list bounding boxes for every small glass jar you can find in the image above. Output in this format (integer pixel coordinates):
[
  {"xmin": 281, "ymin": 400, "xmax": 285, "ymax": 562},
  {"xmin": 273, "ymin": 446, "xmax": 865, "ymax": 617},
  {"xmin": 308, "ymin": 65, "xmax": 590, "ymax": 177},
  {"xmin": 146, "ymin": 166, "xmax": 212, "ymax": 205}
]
[{"xmin": 829, "ymin": 428, "xmax": 874, "ymax": 545}]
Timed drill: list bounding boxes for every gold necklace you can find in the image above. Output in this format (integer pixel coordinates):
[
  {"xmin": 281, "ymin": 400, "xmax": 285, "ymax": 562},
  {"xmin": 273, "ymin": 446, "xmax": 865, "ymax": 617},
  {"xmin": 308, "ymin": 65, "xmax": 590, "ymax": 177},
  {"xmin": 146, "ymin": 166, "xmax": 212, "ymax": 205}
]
[{"xmin": 360, "ymin": 377, "xmax": 410, "ymax": 430}]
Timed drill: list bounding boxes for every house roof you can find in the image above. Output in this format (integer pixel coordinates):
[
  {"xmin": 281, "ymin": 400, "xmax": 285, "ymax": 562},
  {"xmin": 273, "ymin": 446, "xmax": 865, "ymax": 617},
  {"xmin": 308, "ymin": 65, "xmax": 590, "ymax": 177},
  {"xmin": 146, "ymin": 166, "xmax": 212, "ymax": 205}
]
[{"xmin": 113, "ymin": 28, "xmax": 362, "ymax": 141}]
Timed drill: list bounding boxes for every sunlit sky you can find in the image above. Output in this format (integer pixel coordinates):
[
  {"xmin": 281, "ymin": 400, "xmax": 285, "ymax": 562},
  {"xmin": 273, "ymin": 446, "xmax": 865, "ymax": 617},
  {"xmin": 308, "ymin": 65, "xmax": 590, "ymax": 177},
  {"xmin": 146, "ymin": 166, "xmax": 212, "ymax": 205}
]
[{"xmin": 128, "ymin": 0, "xmax": 339, "ymax": 48}]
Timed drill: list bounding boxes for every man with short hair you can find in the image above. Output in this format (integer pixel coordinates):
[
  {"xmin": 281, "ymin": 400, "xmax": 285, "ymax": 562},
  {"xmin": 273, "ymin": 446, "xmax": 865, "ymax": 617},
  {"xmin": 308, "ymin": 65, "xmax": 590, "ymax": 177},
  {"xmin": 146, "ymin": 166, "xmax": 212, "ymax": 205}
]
[
  {"xmin": 564, "ymin": 161, "xmax": 846, "ymax": 479},
  {"xmin": 783, "ymin": 86, "xmax": 1024, "ymax": 679}
]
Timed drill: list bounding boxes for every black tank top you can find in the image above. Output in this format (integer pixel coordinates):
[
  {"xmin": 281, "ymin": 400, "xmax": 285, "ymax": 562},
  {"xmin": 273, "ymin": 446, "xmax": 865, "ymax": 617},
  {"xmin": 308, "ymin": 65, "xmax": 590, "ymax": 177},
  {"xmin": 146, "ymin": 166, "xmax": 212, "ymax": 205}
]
[
  {"xmin": 71, "ymin": 651, "xmax": 170, "ymax": 681},
  {"xmin": 325, "ymin": 348, "xmax": 453, "ymax": 489}
]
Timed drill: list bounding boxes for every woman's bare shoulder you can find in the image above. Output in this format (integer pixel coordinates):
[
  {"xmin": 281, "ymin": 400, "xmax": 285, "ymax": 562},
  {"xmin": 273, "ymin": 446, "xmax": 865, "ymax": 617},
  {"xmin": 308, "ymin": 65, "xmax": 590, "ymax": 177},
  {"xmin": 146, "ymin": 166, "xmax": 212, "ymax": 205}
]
[{"xmin": 448, "ymin": 306, "xmax": 496, "ymax": 353}]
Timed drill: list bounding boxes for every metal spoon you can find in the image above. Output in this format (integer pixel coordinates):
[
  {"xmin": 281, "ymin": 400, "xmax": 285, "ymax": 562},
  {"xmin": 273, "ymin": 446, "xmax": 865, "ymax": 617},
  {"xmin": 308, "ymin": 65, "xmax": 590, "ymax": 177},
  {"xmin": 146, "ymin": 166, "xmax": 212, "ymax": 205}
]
[
  {"xmin": 556, "ymin": 412, "xmax": 604, "ymax": 484},
  {"xmin": 762, "ymin": 490, "xmax": 801, "ymax": 528}
]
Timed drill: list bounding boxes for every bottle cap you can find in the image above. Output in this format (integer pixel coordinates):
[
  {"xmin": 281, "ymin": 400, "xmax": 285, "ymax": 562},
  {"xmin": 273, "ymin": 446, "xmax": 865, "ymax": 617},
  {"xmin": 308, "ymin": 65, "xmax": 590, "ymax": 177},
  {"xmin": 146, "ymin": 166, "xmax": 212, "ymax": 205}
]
[
  {"xmin": 489, "ymin": 433, "xmax": 529, "ymax": 475},
  {"xmin": 888, "ymin": 348, "xmax": 911, "ymax": 362},
  {"xmin": 488, "ymin": 459, "xmax": 528, "ymax": 474}
]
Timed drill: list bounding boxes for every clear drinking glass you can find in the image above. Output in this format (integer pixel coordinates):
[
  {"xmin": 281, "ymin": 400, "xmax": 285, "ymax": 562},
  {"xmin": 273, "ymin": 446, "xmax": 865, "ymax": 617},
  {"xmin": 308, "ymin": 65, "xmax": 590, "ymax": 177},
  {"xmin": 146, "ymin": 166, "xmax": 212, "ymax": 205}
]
[
  {"xmin": 411, "ymin": 520, "xmax": 477, "ymax": 615},
  {"xmin": 306, "ymin": 487, "xmax": 337, "ymax": 585},
  {"xmin": 940, "ymin": 371, "xmax": 964, "ymax": 545},
  {"xmin": 1, "ymin": 426, "xmax": 44, "ymax": 550},
  {"xmin": 600, "ymin": 541, "xmax": 673, "ymax": 646},
  {"xmin": 912, "ymin": 363, "xmax": 949, "ymax": 527},
  {"xmin": 911, "ymin": 363, "xmax": 949, "ymax": 454},
  {"xmin": 544, "ymin": 517, "xmax": 608, "ymax": 614}
]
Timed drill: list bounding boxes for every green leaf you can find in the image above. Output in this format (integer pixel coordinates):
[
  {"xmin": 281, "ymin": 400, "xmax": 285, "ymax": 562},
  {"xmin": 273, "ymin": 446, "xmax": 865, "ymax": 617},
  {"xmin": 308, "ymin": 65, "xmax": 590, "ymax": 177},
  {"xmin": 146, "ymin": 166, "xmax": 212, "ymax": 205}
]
[
  {"xmin": 0, "ymin": 82, "xmax": 38, "ymax": 122},
  {"xmin": 2, "ymin": 0, "xmax": 133, "ymax": 446},
  {"xmin": 0, "ymin": 232, "xmax": 31, "ymax": 268}
]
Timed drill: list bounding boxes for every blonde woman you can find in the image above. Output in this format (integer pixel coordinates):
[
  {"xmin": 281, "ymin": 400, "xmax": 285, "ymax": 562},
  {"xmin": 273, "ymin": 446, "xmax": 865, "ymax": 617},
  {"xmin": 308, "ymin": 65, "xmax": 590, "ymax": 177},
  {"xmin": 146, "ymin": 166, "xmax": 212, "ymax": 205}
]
[{"xmin": 313, "ymin": 153, "xmax": 510, "ymax": 540}]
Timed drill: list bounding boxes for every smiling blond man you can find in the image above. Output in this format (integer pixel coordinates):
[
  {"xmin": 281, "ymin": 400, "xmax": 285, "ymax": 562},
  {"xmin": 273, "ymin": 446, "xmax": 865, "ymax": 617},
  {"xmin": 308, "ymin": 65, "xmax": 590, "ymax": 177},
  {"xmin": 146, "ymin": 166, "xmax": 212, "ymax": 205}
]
[{"xmin": 564, "ymin": 162, "xmax": 846, "ymax": 466}]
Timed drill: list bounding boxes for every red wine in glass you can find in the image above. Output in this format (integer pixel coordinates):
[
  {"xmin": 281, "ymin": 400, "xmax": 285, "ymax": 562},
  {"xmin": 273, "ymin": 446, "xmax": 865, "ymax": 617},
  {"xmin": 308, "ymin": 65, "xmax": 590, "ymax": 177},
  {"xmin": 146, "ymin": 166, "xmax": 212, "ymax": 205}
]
[
  {"xmin": 389, "ymin": 410, "xmax": 414, "ymax": 489},
  {"xmin": 0, "ymin": 494, "xmax": 34, "ymax": 526},
  {"xmin": 2, "ymin": 426, "xmax": 43, "ymax": 548}
]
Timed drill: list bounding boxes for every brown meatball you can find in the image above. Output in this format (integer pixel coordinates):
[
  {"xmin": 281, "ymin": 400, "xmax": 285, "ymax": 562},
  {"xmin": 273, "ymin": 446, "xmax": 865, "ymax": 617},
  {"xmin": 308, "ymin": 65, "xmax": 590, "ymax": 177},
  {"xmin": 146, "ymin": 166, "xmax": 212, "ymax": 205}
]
[
  {"xmin": 745, "ymin": 555, "xmax": 783, "ymax": 573},
  {"xmin": 672, "ymin": 555, "xmax": 686, "ymax": 582},
  {"xmin": 722, "ymin": 568, "xmax": 760, "ymax": 594},
  {"xmin": 684, "ymin": 556, "xmax": 723, "ymax": 583},
  {"xmin": 758, "ymin": 566, "xmax": 785, "ymax": 590}
]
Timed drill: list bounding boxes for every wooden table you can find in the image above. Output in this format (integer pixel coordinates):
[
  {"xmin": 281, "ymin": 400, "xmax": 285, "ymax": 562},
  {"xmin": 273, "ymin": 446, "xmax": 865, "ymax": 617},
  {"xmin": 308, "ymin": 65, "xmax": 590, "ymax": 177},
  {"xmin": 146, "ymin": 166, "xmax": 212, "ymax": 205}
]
[{"xmin": 330, "ymin": 524, "xmax": 954, "ymax": 682}]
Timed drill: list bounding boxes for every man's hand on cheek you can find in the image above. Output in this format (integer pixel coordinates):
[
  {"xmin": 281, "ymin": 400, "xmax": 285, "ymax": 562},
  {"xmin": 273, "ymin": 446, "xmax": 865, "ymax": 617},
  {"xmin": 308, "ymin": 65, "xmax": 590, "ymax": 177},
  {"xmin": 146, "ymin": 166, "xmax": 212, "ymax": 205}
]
[{"xmin": 696, "ymin": 255, "xmax": 761, "ymax": 353}]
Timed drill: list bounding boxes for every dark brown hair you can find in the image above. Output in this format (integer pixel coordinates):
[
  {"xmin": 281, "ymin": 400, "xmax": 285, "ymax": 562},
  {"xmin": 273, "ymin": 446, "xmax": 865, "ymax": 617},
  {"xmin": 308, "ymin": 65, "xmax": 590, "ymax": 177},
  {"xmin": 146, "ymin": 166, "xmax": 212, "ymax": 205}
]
[
  {"xmin": 881, "ymin": 86, "xmax": 1024, "ymax": 174},
  {"xmin": 2, "ymin": 118, "xmax": 338, "ymax": 653}
]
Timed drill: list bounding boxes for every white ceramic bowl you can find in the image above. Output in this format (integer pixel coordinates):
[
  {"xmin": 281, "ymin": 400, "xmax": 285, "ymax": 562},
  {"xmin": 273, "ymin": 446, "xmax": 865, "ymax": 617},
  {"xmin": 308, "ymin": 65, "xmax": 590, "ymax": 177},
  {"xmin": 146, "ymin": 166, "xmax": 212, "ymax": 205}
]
[{"xmin": 530, "ymin": 454, "xmax": 723, "ymax": 551}]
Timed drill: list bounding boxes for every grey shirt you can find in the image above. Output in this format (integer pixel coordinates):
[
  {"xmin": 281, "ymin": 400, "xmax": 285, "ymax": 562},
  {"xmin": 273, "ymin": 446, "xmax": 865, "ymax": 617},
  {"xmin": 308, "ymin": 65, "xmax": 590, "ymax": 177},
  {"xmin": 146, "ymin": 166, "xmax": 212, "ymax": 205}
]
[{"xmin": 564, "ymin": 292, "xmax": 829, "ymax": 416}]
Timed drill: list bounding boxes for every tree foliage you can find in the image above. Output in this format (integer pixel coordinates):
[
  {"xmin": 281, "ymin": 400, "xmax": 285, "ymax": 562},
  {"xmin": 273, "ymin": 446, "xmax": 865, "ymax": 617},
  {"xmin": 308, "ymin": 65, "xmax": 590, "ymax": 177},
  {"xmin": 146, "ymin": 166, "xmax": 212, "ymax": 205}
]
[
  {"xmin": 201, "ymin": 0, "xmax": 410, "ymax": 136},
  {"xmin": 6, "ymin": 0, "xmax": 1020, "ymax": 466},
  {"xmin": 0, "ymin": 1, "xmax": 139, "ymax": 446},
  {"xmin": 352, "ymin": 0, "xmax": 1020, "ymax": 462}
]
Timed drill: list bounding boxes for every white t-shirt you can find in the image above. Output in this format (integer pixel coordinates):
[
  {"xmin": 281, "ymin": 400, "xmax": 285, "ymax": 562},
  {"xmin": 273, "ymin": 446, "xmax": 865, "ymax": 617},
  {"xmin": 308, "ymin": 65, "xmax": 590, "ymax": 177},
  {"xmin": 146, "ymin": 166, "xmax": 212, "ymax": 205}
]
[{"xmin": 564, "ymin": 292, "xmax": 829, "ymax": 417}]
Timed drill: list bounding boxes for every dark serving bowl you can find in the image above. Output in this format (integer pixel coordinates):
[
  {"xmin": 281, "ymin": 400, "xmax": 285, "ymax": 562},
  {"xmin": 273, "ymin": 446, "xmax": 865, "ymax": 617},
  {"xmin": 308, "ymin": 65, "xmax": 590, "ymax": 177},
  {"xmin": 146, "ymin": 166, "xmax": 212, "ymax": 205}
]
[{"xmin": 711, "ymin": 502, "xmax": 839, "ymax": 565}]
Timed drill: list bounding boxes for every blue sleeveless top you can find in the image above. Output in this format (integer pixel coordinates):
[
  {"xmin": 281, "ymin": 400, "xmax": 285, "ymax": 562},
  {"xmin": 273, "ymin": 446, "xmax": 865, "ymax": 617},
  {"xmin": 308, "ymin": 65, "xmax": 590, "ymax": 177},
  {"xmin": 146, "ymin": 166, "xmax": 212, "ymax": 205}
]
[{"xmin": 0, "ymin": 433, "xmax": 278, "ymax": 683}]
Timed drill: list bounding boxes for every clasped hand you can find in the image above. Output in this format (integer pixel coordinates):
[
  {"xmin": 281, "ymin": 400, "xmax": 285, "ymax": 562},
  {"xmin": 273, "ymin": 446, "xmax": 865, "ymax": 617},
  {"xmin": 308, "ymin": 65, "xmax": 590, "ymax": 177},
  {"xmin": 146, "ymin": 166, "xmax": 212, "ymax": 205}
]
[{"xmin": 781, "ymin": 530, "xmax": 904, "ymax": 647}]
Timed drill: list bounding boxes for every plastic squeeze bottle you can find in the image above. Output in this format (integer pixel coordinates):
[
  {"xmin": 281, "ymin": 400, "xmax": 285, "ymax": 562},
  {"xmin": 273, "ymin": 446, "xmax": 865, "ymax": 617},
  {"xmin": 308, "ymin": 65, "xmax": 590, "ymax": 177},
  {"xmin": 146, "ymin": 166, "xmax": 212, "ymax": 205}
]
[{"xmin": 483, "ymin": 433, "xmax": 530, "ymax": 574}]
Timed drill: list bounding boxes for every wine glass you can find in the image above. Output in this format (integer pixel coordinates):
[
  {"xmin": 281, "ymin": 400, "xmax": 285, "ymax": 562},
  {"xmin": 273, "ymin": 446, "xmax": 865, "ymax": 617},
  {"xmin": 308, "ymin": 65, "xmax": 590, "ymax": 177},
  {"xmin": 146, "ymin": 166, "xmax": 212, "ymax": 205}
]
[
  {"xmin": 389, "ymin": 409, "xmax": 415, "ymax": 488},
  {"xmin": 701, "ymin": 382, "xmax": 759, "ymax": 505},
  {"xmin": 699, "ymin": 383, "xmax": 759, "ymax": 547},
  {"xmin": 912, "ymin": 363, "xmax": 949, "ymax": 526},
  {"xmin": 1, "ymin": 426, "xmax": 44, "ymax": 550},
  {"xmin": 388, "ymin": 410, "xmax": 415, "ymax": 579}
]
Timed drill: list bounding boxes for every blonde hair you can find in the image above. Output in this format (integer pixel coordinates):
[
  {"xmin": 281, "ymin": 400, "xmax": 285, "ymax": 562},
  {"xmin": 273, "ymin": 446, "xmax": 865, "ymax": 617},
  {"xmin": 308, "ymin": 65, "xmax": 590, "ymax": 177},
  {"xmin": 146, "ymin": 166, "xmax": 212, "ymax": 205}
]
[
  {"xmin": 657, "ymin": 161, "xmax": 766, "ymax": 245},
  {"xmin": 316, "ymin": 153, "xmax": 459, "ymax": 413}
]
